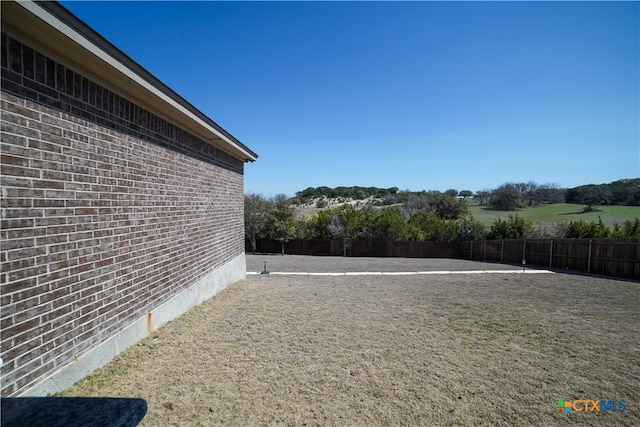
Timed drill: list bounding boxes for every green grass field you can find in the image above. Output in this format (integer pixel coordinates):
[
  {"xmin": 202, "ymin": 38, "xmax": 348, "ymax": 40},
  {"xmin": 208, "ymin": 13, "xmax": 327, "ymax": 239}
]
[{"xmin": 467, "ymin": 202, "xmax": 640, "ymax": 228}]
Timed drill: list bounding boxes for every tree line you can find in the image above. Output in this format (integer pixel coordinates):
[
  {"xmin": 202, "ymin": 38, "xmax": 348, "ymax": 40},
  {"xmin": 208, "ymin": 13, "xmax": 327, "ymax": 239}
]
[
  {"xmin": 245, "ymin": 190, "xmax": 640, "ymax": 253},
  {"xmin": 294, "ymin": 186, "xmax": 399, "ymax": 202},
  {"xmin": 564, "ymin": 178, "xmax": 640, "ymax": 208},
  {"xmin": 245, "ymin": 193, "xmax": 487, "ymax": 254},
  {"xmin": 479, "ymin": 178, "xmax": 639, "ymax": 211},
  {"xmin": 291, "ymin": 178, "xmax": 639, "ymax": 212}
]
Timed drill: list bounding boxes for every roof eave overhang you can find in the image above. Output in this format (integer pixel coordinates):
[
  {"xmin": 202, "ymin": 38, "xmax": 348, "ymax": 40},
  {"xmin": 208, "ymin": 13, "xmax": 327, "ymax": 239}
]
[{"xmin": 2, "ymin": 0, "xmax": 258, "ymax": 162}]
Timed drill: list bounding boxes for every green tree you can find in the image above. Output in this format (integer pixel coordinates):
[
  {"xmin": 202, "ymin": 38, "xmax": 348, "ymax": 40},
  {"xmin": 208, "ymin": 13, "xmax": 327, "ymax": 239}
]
[
  {"xmin": 533, "ymin": 183, "xmax": 565, "ymax": 204},
  {"xmin": 306, "ymin": 204, "xmax": 368, "ymax": 240},
  {"xmin": 402, "ymin": 191, "xmax": 467, "ymax": 220},
  {"xmin": 371, "ymin": 207, "xmax": 407, "ymax": 241},
  {"xmin": 612, "ymin": 218, "xmax": 640, "ymax": 238},
  {"xmin": 523, "ymin": 181, "xmax": 539, "ymax": 206},
  {"xmin": 565, "ymin": 178, "xmax": 639, "ymax": 206},
  {"xmin": 353, "ymin": 211, "xmax": 377, "ymax": 240},
  {"xmin": 296, "ymin": 187, "xmax": 316, "ymax": 199},
  {"xmin": 489, "ymin": 184, "xmax": 523, "ymax": 211},
  {"xmin": 244, "ymin": 193, "xmax": 271, "ymax": 253},
  {"xmin": 608, "ymin": 178, "xmax": 640, "ymax": 205},
  {"xmin": 459, "ymin": 190, "xmax": 473, "ymax": 199},
  {"xmin": 576, "ymin": 185, "xmax": 610, "ymax": 212},
  {"xmin": 267, "ymin": 194, "xmax": 296, "ymax": 254},
  {"xmin": 431, "ymin": 193, "xmax": 468, "ymax": 220},
  {"xmin": 408, "ymin": 211, "xmax": 458, "ymax": 241},
  {"xmin": 338, "ymin": 204, "xmax": 366, "ymax": 239},
  {"xmin": 473, "ymin": 190, "xmax": 491, "ymax": 206},
  {"xmin": 305, "ymin": 209, "xmax": 334, "ymax": 239},
  {"xmin": 456, "ymin": 214, "xmax": 487, "ymax": 241},
  {"xmin": 558, "ymin": 218, "xmax": 611, "ymax": 238},
  {"xmin": 403, "ymin": 192, "xmax": 430, "ymax": 216},
  {"xmin": 487, "ymin": 214, "xmax": 534, "ymax": 239}
]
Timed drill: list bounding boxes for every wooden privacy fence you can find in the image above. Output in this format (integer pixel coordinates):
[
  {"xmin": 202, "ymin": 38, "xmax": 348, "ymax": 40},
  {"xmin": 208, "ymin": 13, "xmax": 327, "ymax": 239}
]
[
  {"xmin": 347, "ymin": 240, "xmax": 460, "ymax": 258},
  {"xmin": 246, "ymin": 239, "xmax": 460, "ymax": 258},
  {"xmin": 459, "ymin": 239, "xmax": 640, "ymax": 280},
  {"xmin": 247, "ymin": 239, "xmax": 640, "ymax": 280}
]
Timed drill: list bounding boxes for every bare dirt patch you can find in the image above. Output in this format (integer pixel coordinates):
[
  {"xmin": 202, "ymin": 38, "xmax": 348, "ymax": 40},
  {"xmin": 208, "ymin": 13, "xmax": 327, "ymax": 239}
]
[{"xmin": 62, "ymin": 257, "xmax": 639, "ymax": 426}]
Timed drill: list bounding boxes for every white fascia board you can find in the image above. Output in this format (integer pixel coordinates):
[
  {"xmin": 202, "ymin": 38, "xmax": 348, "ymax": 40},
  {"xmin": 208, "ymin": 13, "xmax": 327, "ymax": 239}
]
[{"xmin": 17, "ymin": 0, "xmax": 257, "ymax": 162}]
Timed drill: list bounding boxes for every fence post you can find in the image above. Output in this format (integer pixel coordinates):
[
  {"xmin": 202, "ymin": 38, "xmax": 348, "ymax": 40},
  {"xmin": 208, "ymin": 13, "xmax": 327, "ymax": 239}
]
[
  {"xmin": 501, "ymin": 240, "xmax": 504, "ymax": 263},
  {"xmin": 522, "ymin": 239, "xmax": 526, "ymax": 264},
  {"xmin": 343, "ymin": 238, "xmax": 350, "ymax": 257},
  {"xmin": 588, "ymin": 239, "xmax": 593, "ymax": 273},
  {"xmin": 483, "ymin": 240, "xmax": 487, "ymax": 261},
  {"xmin": 549, "ymin": 239, "xmax": 553, "ymax": 268},
  {"xmin": 470, "ymin": 241, "xmax": 473, "ymax": 260}
]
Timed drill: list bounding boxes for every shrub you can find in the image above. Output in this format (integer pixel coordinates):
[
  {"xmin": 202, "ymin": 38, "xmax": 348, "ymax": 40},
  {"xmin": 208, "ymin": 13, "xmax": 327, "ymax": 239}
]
[
  {"xmin": 556, "ymin": 217, "xmax": 611, "ymax": 238},
  {"xmin": 487, "ymin": 214, "xmax": 534, "ymax": 239}
]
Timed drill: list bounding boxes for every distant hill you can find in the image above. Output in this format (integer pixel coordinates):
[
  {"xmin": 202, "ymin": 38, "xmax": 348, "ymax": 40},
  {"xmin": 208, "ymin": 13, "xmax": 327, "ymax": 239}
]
[
  {"xmin": 290, "ymin": 178, "xmax": 640, "ymax": 207},
  {"xmin": 288, "ymin": 180, "xmax": 640, "ymax": 226},
  {"xmin": 565, "ymin": 178, "xmax": 640, "ymax": 206},
  {"xmin": 292, "ymin": 196, "xmax": 393, "ymax": 219}
]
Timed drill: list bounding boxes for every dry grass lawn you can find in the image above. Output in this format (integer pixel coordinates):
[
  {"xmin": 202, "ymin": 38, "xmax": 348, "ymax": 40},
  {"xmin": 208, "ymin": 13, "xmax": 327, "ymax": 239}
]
[{"xmin": 62, "ymin": 257, "xmax": 639, "ymax": 426}]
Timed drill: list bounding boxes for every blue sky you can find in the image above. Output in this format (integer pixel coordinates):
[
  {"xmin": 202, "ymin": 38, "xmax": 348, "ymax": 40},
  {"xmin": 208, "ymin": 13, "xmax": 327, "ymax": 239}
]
[{"xmin": 61, "ymin": 1, "xmax": 639, "ymax": 197}]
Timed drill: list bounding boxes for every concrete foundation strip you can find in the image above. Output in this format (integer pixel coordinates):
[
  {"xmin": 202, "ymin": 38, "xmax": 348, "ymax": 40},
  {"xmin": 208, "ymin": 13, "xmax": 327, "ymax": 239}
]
[{"xmin": 248, "ymin": 270, "xmax": 554, "ymax": 276}]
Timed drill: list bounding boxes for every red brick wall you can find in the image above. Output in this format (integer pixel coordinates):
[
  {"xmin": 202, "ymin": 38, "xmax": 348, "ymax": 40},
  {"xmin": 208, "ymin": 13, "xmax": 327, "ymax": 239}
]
[{"xmin": 1, "ymin": 34, "xmax": 245, "ymax": 396}]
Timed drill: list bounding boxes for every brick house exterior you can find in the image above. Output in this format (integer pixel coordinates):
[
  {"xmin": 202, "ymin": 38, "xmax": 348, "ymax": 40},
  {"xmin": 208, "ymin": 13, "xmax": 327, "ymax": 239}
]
[{"xmin": 1, "ymin": 1, "xmax": 257, "ymax": 396}]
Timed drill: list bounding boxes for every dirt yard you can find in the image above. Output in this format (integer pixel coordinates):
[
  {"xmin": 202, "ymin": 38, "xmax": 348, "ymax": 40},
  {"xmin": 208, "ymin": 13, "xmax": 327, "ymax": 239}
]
[{"xmin": 62, "ymin": 256, "xmax": 639, "ymax": 426}]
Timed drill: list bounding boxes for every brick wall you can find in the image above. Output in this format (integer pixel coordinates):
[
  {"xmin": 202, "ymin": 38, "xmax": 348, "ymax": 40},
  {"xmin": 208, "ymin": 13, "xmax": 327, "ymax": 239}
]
[{"xmin": 1, "ymin": 34, "xmax": 246, "ymax": 396}]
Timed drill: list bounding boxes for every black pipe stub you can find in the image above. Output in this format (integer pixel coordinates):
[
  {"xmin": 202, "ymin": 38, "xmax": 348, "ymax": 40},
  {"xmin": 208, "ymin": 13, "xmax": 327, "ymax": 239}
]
[{"xmin": 261, "ymin": 261, "xmax": 270, "ymax": 274}]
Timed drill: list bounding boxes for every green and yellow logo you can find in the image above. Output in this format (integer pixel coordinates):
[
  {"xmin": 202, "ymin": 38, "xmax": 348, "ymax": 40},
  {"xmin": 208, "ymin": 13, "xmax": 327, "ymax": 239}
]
[{"xmin": 556, "ymin": 398, "xmax": 626, "ymax": 415}]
